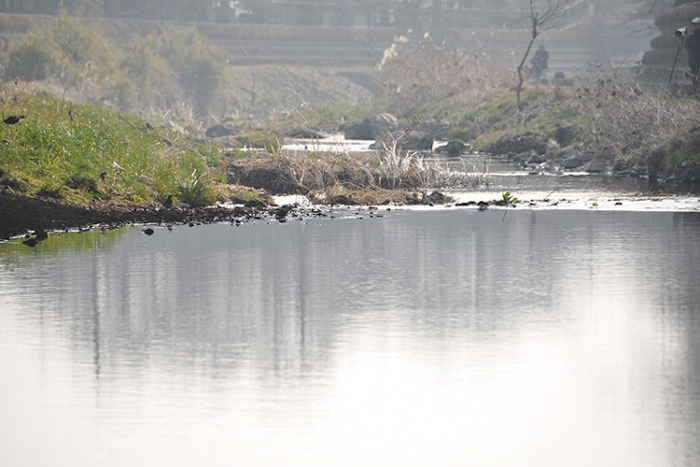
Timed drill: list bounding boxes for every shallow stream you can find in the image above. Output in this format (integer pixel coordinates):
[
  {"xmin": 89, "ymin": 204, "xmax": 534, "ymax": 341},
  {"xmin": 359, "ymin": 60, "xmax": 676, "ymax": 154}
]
[
  {"xmin": 2, "ymin": 142, "xmax": 700, "ymax": 466},
  {"xmin": 3, "ymin": 203, "xmax": 700, "ymax": 466}
]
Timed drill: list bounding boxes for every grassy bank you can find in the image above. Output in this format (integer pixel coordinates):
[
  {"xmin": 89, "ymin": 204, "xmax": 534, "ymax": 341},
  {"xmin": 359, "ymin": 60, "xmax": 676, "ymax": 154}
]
[{"xmin": 0, "ymin": 85, "xmax": 268, "ymax": 207}]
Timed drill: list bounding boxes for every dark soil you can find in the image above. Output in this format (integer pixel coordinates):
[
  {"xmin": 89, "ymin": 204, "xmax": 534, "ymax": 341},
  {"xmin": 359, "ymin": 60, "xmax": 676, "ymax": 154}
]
[{"xmin": 0, "ymin": 192, "xmax": 286, "ymax": 240}]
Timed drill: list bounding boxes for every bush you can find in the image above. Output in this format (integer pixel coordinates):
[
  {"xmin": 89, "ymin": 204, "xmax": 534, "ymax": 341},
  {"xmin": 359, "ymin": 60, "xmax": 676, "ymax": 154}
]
[
  {"xmin": 6, "ymin": 34, "xmax": 54, "ymax": 81},
  {"xmin": 177, "ymin": 169, "xmax": 215, "ymax": 207},
  {"xmin": 7, "ymin": 14, "xmax": 230, "ymax": 121},
  {"xmin": 378, "ymin": 33, "xmax": 515, "ymax": 101},
  {"xmin": 137, "ymin": 27, "xmax": 229, "ymax": 118},
  {"xmin": 7, "ymin": 11, "xmax": 121, "ymax": 97}
]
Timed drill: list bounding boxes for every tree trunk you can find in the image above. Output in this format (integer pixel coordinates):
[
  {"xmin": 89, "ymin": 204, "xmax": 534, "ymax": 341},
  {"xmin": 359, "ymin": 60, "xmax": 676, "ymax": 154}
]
[{"xmin": 516, "ymin": 29, "xmax": 538, "ymax": 106}]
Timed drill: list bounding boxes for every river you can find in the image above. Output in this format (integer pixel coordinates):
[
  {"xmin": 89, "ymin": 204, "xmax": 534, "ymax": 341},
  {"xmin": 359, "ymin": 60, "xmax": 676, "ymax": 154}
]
[{"xmin": 2, "ymin": 199, "xmax": 700, "ymax": 465}]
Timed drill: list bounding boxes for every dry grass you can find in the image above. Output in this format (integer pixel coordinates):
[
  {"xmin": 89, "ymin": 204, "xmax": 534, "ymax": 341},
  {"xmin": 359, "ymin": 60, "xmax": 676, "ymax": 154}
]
[
  {"xmin": 574, "ymin": 66, "xmax": 700, "ymax": 158},
  {"xmin": 378, "ymin": 34, "xmax": 516, "ymax": 101},
  {"xmin": 227, "ymin": 143, "xmax": 488, "ymax": 204}
]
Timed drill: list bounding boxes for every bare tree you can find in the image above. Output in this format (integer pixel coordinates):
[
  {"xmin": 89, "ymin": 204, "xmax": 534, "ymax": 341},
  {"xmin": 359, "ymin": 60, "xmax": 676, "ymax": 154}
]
[{"xmin": 515, "ymin": 0, "xmax": 579, "ymax": 105}]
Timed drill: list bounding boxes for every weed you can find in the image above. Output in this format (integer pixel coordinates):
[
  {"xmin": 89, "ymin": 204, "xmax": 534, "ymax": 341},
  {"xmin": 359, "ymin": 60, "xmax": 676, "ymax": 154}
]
[
  {"xmin": 496, "ymin": 192, "xmax": 518, "ymax": 206},
  {"xmin": 36, "ymin": 181, "xmax": 64, "ymax": 199},
  {"xmin": 177, "ymin": 169, "xmax": 215, "ymax": 207}
]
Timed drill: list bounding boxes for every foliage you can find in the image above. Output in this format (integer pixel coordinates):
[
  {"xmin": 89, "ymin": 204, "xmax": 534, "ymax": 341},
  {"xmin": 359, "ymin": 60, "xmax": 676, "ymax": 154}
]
[
  {"xmin": 7, "ymin": 11, "xmax": 120, "ymax": 98},
  {"xmin": 116, "ymin": 41, "xmax": 171, "ymax": 113},
  {"xmin": 497, "ymin": 192, "xmax": 518, "ymax": 205},
  {"xmin": 177, "ymin": 169, "xmax": 215, "ymax": 207},
  {"xmin": 300, "ymin": 102, "xmax": 389, "ymax": 130},
  {"xmin": 236, "ymin": 128, "xmax": 282, "ymax": 152},
  {"xmin": 0, "ymin": 88, "xmax": 223, "ymax": 205},
  {"xmin": 135, "ymin": 27, "xmax": 229, "ymax": 118},
  {"xmin": 7, "ymin": 14, "xmax": 229, "ymax": 121}
]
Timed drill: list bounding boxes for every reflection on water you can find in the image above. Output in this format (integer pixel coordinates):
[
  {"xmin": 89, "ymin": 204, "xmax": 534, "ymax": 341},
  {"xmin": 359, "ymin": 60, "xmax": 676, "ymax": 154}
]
[{"xmin": 2, "ymin": 210, "xmax": 700, "ymax": 466}]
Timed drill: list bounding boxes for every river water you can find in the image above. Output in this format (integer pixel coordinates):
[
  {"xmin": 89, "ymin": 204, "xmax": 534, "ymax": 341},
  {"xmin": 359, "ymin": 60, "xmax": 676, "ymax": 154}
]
[{"xmin": 2, "ymin": 200, "xmax": 700, "ymax": 466}]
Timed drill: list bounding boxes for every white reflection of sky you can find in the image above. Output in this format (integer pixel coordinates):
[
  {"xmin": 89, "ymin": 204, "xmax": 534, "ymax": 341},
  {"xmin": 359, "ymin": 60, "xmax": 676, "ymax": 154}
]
[{"xmin": 1, "ymin": 210, "xmax": 699, "ymax": 467}]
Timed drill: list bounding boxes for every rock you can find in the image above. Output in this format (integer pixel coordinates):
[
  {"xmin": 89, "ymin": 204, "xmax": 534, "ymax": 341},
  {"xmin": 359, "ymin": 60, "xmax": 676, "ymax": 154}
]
[
  {"xmin": 416, "ymin": 118, "xmax": 450, "ymax": 138},
  {"xmin": 511, "ymin": 152, "xmax": 530, "ymax": 164},
  {"xmin": 244, "ymin": 198, "xmax": 267, "ymax": 208},
  {"xmin": 370, "ymin": 130, "xmax": 433, "ymax": 151},
  {"xmin": 342, "ymin": 113, "xmax": 398, "ymax": 140},
  {"xmin": 436, "ymin": 140, "xmax": 466, "ymax": 157},
  {"xmin": 484, "ymin": 133, "xmax": 548, "ymax": 156},
  {"xmin": 612, "ymin": 157, "xmax": 628, "ymax": 173},
  {"xmin": 286, "ymin": 128, "xmax": 324, "ymax": 139},
  {"xmin": 328, "ymin": 195, "xmax": 357, "ymax": 205},
  {"xmin": 526, "ymin": 152, "xmax": 546, "ymax": 165},
  {"xmin": 557, "ymin": 146, "xmax": 588, "ymax": 169},
  {"xmin": 557, "ymin": 146, "xmax": 581, "ymax": 159},
  {"xmin": 424, "ymin": 191, "xmax": 450, "ymax": 204},
  {"xmin": 595, "ymin": 146, "xmax": 618, "ymax": 162},
  {"xmin": 583, "ymin": 158, "xmax": 610, "ymax": 173},
  {"xmin": 34, "ymin": 228, "xmax": 48, "ymax": 241},
  {"xmin": 563, "ymin": 156, "xmax": 586, "ymax": 169},
  {"xmin": 205, "ymin": 124, "xmax": 240, "ymax": 138}
]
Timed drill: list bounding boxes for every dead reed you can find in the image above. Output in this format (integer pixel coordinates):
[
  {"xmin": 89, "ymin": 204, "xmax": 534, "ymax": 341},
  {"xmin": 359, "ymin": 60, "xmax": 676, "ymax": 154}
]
[
  {"xmin": 575, "ymin": 66, "xmax": 700, "ymax": 158},
  {"xmin": 227, "ymin": 143, "xmax": 488, "ymax": 204}
]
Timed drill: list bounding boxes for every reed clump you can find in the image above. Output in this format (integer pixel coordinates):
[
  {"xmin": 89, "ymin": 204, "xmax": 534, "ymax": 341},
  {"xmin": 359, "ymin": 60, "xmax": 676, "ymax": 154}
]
[{"xmin": 227, "ymin": 142, "xmax": 487, "ymax": 204}]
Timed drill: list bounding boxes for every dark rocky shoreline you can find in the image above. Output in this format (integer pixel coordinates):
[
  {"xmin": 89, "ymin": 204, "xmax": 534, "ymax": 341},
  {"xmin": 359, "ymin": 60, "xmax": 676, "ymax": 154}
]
[
  {"xmin": 483, "ymin": 133, "xmax": 700, "ymax": 190},
  {"xmin": 0, "ymin": 193, "xmax": 300, "ymax": 241},
  {"xmin": 0, "ymin": 189, "xmax": 458, "ymax": 242}
]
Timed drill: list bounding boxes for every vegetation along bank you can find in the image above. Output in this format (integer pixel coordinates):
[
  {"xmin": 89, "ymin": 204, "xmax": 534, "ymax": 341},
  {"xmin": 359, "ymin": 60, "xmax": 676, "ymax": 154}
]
[{"xmin": 2, "ymin": 13, "xmax": 700, "ymax": 241}]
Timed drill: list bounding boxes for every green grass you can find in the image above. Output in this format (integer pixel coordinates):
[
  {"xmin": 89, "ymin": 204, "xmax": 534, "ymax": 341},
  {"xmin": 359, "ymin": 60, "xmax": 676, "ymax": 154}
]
[{"xmin": 0, "ymin": 89, "xmax": 227, "ymax": 206}]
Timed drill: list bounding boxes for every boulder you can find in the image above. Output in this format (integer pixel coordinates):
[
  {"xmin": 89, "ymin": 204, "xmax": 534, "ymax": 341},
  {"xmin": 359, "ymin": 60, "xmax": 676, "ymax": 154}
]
[
  {"xmin": 436, "ymin": 140, "xmax": 466, "ymax": 157},
  {"xmin": 370, "ymin": 130, "xmax": 433, "ymax": 151},
  {"xmin": 563, "ymin": 156, "xmax": 586, "ymax": 169},
  {"xmin": 556, "ymin": 146, "xmax": 587, "ymax": 169},
  {"xmin": 583, "ymin": 158, "xmax": 610, "ymax": 173},
  {"xmin": 343, "ymin": 113, "xmax": 399, "ymax": 140},
  {"xmin": 286, "ymin": 128, "xmax": 325, "ymax": 139},
  {"xmin": 484, "ymin": 133, "xmax": 548, "ymax": 156},
  {"xmin": 416, "ymin": 118, "xmax": 450, "ymax": 138},
  {"xmin": 526, "ymin": 153, "xmax": 546, "ymax": 165},
  {"xmin": 205, "ymin": 124, "xmax": 241, "ymax": 138}
]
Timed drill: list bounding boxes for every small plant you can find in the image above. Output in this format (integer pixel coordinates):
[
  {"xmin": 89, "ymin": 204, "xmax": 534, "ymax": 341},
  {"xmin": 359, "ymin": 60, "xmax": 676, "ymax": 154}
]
[
  {"xmin": 177, "ymin": 169, "xmax": 215, "ymax": 207},
  {"xmin": 498, "ymin": 191, "xmax": 518, "ymax": 206}
]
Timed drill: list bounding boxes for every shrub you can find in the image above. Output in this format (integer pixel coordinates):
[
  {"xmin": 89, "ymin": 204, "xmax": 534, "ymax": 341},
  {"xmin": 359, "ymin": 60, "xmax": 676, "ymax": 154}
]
[
  {"xmin": 378, "ymin": 33, "xmax": 515, "ymax": 101},
  {"xmin": 6, "ymin": 11, "xmax": 121, "ymax": 97},
  {"xmin": 575, "ymin": 67, "xmax": 700, "ymax": 157},
  {"xmin": 138, "ymin": 27, "xmax": 229, "ymax": 118},
  {"xmin": 177, "ymin": 169, "xmax": 215, "ymax": 207}
]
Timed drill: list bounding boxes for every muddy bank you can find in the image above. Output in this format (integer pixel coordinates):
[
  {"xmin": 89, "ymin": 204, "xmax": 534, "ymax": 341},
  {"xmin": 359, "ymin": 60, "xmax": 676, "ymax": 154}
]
[
  {"xmin": 0, "ymin": 190, "xmax": 455, "ymax": 242},
  {"xmin": 0, "ymin": 193, "xmax": 292, "ymax": 241}
]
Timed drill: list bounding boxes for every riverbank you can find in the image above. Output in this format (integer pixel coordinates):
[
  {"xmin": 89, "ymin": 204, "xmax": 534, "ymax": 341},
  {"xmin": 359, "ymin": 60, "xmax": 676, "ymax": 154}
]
[
  {"xmin": 0, "ymin": 192, "xmax": 287, "ymax": 240},
  {"xmin": 1, "ymin": 186, "xmax": 464, "ymax": 240}
]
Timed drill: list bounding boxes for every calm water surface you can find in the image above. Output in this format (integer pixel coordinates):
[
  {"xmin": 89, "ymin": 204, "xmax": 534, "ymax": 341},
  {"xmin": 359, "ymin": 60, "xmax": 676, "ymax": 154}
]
[{"xmin": 2, "ymin": 208, "xmax": 700, "ymax": 466}]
